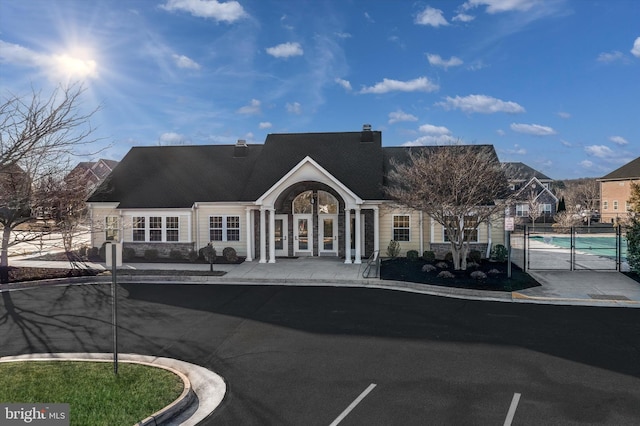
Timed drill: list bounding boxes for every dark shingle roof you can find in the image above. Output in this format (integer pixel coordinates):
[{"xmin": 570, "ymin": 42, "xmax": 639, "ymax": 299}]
[
  {"xmin": 501, "ymin": 162, "xmax": 552, "ymax": 181},
  {"xmin": 600, "ymin": 156, "xmax": 640, "ymax": 180}
]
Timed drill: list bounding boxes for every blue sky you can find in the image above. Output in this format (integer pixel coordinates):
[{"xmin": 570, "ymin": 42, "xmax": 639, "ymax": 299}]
[{"xmin": 1, "ymin": 0, "xmax": 638, "ymax": 179}]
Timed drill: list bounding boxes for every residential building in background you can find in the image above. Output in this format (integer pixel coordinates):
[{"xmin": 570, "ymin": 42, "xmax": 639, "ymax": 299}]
[{"xmin": 598, "ymin": 156, "xmax": 640, "ymax": 224}]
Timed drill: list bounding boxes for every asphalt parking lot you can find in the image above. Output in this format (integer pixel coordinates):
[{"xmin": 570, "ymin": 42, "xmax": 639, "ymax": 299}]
[{"xmin": 1, "ymin": 283, "xmax": 639, "ymax": 425}]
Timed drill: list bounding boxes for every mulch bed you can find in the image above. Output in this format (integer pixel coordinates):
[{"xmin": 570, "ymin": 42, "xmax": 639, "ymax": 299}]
[
  {"xmin": 28, "ymin": 252, "xmax": 245, "ymax": 265},
  {"xmin": 380, "ymin": 258, "xmax": 540, "ymax": 292},
  {"xmin": 0, "ymin": 266, "xmax": 102, "ymax": 284}
]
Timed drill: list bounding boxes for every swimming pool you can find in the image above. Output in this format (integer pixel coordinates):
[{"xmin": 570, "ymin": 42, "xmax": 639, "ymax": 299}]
[{"xmin": 530, "ymin": 235, "xmax": 628, "ymax": 260}]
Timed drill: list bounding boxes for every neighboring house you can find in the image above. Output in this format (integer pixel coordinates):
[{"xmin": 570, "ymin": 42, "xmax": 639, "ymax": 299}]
[
  {"xmin": 598, "ymin": 156, "xmax": 640, "ymax": 224},
  {"xmin": 66, "ymin": 159, "xmax": 119, "ymax": 191},
  {"xmin": 502, "ymin": 162, "xmax": 558, "ymax": 223},
  {"xmin": 87, "ymin": 127, "xmax": 506, "ymax": 262}
]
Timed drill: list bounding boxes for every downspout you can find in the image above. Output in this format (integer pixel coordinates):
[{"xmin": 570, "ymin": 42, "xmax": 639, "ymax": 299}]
[
  {"xmin": 419, "ymin": 211, "xmax": 424, "ymax": 255},
  {"xmin": 486, "ymin": 220, "xmax": 492, "ymax": 259},
  {"xmin": 194, "ymin": 203, "xmax": 200, "ymax": 251}
]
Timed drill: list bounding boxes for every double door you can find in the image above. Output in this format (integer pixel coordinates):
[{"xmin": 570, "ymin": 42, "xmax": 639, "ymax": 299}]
[{"xmin": 292, "ymin": 214, "xmax": 338, "ymax": 256}]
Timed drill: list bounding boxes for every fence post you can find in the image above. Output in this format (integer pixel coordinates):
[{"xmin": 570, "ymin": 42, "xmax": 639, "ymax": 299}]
[
  {"xmin": 570, "ymin": 226, "xmax": 574, "ymax": 271},
  {"xmin": 617, "ymin": 224, "xmax": 621, "ymax": 272},
  {"xmin": 523, "ymin": 225, "xmax": 528, "ymax": 272}
]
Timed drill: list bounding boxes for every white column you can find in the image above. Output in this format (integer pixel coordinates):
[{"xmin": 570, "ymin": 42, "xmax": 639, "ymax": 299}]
[
  {"xmin": 269, "ymin": 208, "xmax": 276, "ymax": 263},
  {"xmin": 259, "ymin": 207, "xmax": 267, "ymax": 263},
  {"xmin": 245, "ymin": 207, "xmax": 253, "ymax": 261},
  {"xmin": 354, "ymin": 206, "xmax": 362, "ymax": 264},
  {"xmin": 373, "ymin": 206, "xmax": 379, "ymax": 253},
  {"xmin": 344, "ymin": 208, "xmax": 351, "ymax": 264}
]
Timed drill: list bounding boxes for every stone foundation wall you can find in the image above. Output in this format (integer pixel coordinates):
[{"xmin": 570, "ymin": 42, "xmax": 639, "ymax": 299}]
[
  {"xmin": 124, "ymin": 242, "xmax": 195, "ymax": 258},
  {"xmin": 428, "ymin": 243, "xmax": 489, "ymax": 259}
]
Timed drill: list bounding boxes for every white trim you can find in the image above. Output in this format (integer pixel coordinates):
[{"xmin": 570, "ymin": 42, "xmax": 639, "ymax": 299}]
[
  {"xmin": 392, "ymin": 214, "xmax": 411, "ymax": 242},
  {"xmin": 255, "ymin": 156, "xmax": 363, "ymax": 208},
  {"xmin": 208, "ymin": 214, "xmax": 241, "ymax": 242}
]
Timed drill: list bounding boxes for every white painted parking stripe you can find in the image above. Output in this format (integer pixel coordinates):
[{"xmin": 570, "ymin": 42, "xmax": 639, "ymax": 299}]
[
  {"xmin": 504, "ymin": 392, "xmax": 521, "ymax": 426},
  {"xmin": 329, "ymin": 383, "xmax": 377, "ymax": 426}
]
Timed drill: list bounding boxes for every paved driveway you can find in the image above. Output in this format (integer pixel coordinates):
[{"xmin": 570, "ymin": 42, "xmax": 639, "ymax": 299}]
[{"xmin": 2, "ymin": 283, "xmax": 640, "ymax": 425}]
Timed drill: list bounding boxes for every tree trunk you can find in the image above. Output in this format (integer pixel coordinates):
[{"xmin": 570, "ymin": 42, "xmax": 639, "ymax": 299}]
[{"xmin": 1, "ymin": 226, "xmax": 12, "ymax": 268}]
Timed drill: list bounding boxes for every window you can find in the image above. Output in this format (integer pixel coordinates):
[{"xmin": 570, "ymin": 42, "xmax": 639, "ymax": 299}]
[
  {"xmin": 133, "ymin": 217, "xmax": 145, "ymax": 241},
  {"xmin": 149, "ymin": 216, "xmax": 162, "ymax": 241},
  {"xmin": 166, "ymin": 216, "xmax": 179, "ymax": 241},
  {"xmin": 392, "ymin": 215, "xmax": 410, "ymax": 242},
  {"xmin": 317, "ymin": 191, "xmax": 338, "ymax": 214},
  {"xmin": 444, "ymin": 216, "xmax": 478, "ymax": 243},
  {"xmin": 603, "ymin": 201, "xmax": 608, "ymax": 210},
  {"xmin": 516, "ymin": 204, "xmax": 529, "ymax": 217},
  {"xmin": 613, "ymin": 200, "xmax": 619, "ymax": 210},
  {"xmin": 626, "ymin": 201, "xmax": 631, "ymax": 212},
  {"xmin": 538, "ymin": 204, "xmax": 552, "ymax": 213},
  {"xmin": 293, "ymin": 191, "xmax": 313, "ymax": 214},
  {"xmin": 210, "ymin": 215, "xmax": 240, "ymax": 242},
  {"xmin": 105, "ymin": 216, "xmax": 119, "ymax": 241}
]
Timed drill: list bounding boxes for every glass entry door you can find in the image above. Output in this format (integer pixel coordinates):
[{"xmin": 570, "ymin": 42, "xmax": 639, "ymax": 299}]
[
  {"xmin": 319, "ymin": 215, "xmax": 338, "ymax": 255},
  {"xmin": 274, "ymin": 214, "xmax": 288, "ymax": 257},
  {"xmin": 294, "ymin": 214, "xmax": 313, "ymax": 256}
]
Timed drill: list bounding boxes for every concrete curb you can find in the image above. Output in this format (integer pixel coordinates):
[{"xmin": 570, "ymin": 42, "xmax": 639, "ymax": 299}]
[{"xmin": 0, "ymin": 353, "xmax": 226, "ymax": 426}]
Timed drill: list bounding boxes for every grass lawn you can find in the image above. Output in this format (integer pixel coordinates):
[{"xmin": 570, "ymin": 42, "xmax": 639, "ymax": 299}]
[{"xmin": 0, "ymin": 361, "xmax": 183, "ymax": 426}]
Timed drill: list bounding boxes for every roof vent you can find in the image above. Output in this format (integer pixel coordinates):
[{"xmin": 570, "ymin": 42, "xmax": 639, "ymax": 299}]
[
  {"xmin": 234, "ymin": 139, "xmax": 248, "ymax": 157},
  {"xmin": 361, "ymin": 124, "xmax": 373, "ymax": 142}
]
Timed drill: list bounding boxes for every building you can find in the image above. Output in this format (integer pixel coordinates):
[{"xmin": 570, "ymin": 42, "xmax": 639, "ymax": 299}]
[
  {"xmin": 502, "ymin": 162, "xmax": 558, "ymax": 223},
  {"xmin": 87, "ymin": 127, "xmax": 506, "ymax": 262},
  {"xmin": 66, "ymin": 159, "xmax": 119, "ymax": 191},
  {"xmin": 598, "ymin": 156, "xmax": 640, "ymax": 223}
]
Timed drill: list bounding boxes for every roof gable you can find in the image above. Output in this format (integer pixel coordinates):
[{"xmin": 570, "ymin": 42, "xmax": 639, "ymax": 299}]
[{"xmin": 600, "ymin": 156, "xmax": 640, "ymax": 180}]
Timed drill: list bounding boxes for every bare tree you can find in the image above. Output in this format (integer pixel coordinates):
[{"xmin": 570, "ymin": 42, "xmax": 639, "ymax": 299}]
[
  {"xmin": 558, "ymin": 178, "xmax": 599, "ymax": 224},
  {"xmin": 0, "ymin": 83, "xmax": 99, "ymax": 271},
  {"xmin": 386, "ymin": 144, "xmax": 511, "ymax": 270},
  {"xmin": 524, "ymin": 188, "xmax": 543, "ymax": 229}
]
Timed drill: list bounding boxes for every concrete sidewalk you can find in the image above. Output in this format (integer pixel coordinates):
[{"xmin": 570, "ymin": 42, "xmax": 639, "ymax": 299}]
[{"xmin": 6, "ymin": 256, "xmax": 640, "ymax": 307}]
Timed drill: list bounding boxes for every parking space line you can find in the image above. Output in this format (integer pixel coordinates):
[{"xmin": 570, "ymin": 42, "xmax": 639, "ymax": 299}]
[
  {"xmin": 329, "ymin": 383, "xmax": 377, "ymax": 426},
  {"xmin": 504, "ymin": 393, "xmax": 521, "ymax": 426}
]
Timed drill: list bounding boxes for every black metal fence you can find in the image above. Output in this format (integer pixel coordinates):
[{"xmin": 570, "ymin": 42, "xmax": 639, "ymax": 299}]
[{"xmin": 510, "ymin": 225, "xmax": 627, "ymax": 272}]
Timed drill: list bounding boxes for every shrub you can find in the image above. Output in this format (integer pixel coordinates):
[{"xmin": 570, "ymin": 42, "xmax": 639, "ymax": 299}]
[
  {"xmin": 435, "ymin": 261, "xmax": 449, "ymax": 269},
  {"xmin": 200, "ymin": 245, "xmax": 217, "ymax": 262},
  {"xmin": 144, "ymin": 249, "xmax": 159, "ymax": 261},
  {"xmin": 406, "ymin": 250, "xmax": 419, "ymax": 261},
  {"xmin": 468, "ymin": 250, "xmax": 482, "ymax": 263},
  {"xmin": 466, "ymin": 261, "xmax": 480, "ymax": 270},
  {"xmin": 470, "ymin": 270, "xmax": 487, "ymax": 281},
  {"xmin": 491, "ymin": 244, "xmax": 508, "ymax": 262},
  {"xmin": 78, "ymin": 246, "xmax": 88, "ymax": 258},
  {"xmin": 386, "ymin": 240, "xmax": 400, "ymax": 258},
  {"xmin": 488, "ymin": 268, "xmax": 501, "ymax": 276},
  {"xmin": 422, "ymin": 251, "xmax": 436, "ymax": 263},
  {"xmin": 98, "ymin": 243, "xmax": 107, "ymax": 261},
  {"xmin": 188, "ymin": 250, "xmax": 199, "ymax": 262},
  {"xmin": 437, "ymin": 271, "xmax": 455, "ymax": 279},
  {"xmin": 422, "ymin": 264, "xmax": 437, "ymax": 273},
  {"xmin": 169, "ymin": 249, "xmax": 184, "ymax": 260},
  {"xmin": 88, "ymin": 247, "xmax": 99, "ymax": 259},
  {"xmin": 223, "ymin": 247, "xmax": 238, "ymax": 262},
  {"xmin": 626, "ymin": 216, "xmax": 640, "ymax": 273},
  {"xmin": 122, "ymin": 247, "xmax": 136, "ymax": 262},
  {"xmin": 444, "ymin": 252, "xmax": 453, "ymax": 262}
]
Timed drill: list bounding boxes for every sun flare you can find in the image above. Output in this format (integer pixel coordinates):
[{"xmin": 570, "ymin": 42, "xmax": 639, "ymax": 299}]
[{"xmin": 50, "ymin": 46, "xmax": 99, "ymax": 80}]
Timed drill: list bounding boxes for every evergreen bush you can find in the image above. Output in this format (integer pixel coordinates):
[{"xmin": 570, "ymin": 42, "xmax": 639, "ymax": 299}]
[
  {"xmin": 386, "ymin": 240, "xmax": 400, "ymax": 258},
  {"xmin": 422, "ymin": 251, "xmax": 436, "ymax": 262},
  {"xmin": 406, "ymin": 250, "xmax": 419, "ymax": 261}
]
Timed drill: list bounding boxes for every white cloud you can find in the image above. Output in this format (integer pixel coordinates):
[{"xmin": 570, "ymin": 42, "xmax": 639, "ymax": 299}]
[
  {"xmin": 585, "ymin": 145, "xmax": 615, "ymax": 158},
  {"xmin": 266, "ymin": 42, "xmax": 304, "ymax": 58},
  {"xmin": 437, "ymin": 94, "xmax": 525, "ymax": 113},
  {"xmin": 158, "ymin": 132, "xmax": 189, "ymax": 145},
  {"xmin": 580, "ymin": 160, "xmax": 594, "ymax": 168},
  {"xmin": 632, "ymin": 37, "xmax": 640, "ymax": 58},
  {"xmin": 160, "ymin": 0, "xmax": 247, "ymax": 22},
  {"xmin": 259, "ymin": 122, "xmax": 272, "ymax": 129},
  {"xmin": 497, "ymin": 129, "xmax": 506, "ymax": 136},
  {"xmin": 453, "ymin": 13, "xmax": 475, "ymax": 22},
  {"xmin": 415, "ymin": 6, "xmax": 449, "ymax": 27},
  {"xmin": 510, "ymin": 123, "xmax": 556, "ymax": 136},
  {"xmin": 427, "ymin": 53, "xmax": 463, "ymax": 69},
  {"xmin": 364, "ymin": 12, "xmax": 375, "ymax": 23},
  {"xmin": 335, "ymin": 32, "xmax": 352, "ymax": 39},
  {"xmin": 237, "ymin": 99, "xmax": 261, "ymax": 114},
  {"xmin": 335, "ymin": 78, "xmax": 352, "ymax": 91},
  {"xmin": 360, "ymin": 77, "xmax": 439, "ymax": 94},
  {"xmin": 505, "ymin": 144, "xmax": 527, "ymax": 155},
  {"xmin": 419, "ymin": 124, "xmax": 451, "ymax": 135},
  {"xmin": 557, "ymin": 111, "xmax": 571, "ymax": 119},
  {"xmin": 560, "ymin": 139, "xmax": 572, "ymax": 147},
  {"xmin": 462, "ymin": 0, "xmax": 540, "ymax": 14},
  {"xmin": 286, "ymin": 102, "xmax": 301, "ymax": 114},
  {"xmin": 403, "ymin": 134, "xmax": 457, "ymax": 146},
  {"xmin": 172, "ymin": 54, "xmax": 201, "ymax": 70},
  {"xmin": 597, "ymin": 51, "xmax": 624, "ymax": 63},
  {"xmin": 388, "ymin": 110, "xmax": 418, "ymax": 124},
  {"xmin": 609, "ymin": 136, "xmax": 628, "ymax": 145}
]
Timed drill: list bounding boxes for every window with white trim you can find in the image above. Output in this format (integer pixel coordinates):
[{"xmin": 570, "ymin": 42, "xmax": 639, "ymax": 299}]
[
  {"xmin": 626, "ymin": 201, "xmax": 631, "ymax": 212},
  {"xmin": 133, "ymin": 217, "xmax": 145, "ymax": 241},
  {"xmin": 166, "ymin": 216, "xmax": 179, "ymax": 241},
  {"xmin": 149, "ymin": 216, "xmax": 162, "ymax": 241},
  {"xmin": 603, "ymin": 201, "xmax": 608, "ymax": 210},
  {"xmin": 538, "ymin": 204, "xmax": 552, "ymax": 213},
  {"xmin": 444, "ymin": 216, "xmax": 478, "ymax": 243},
  {"xmin": 392, "ymin": 215, "xmax": 410, "ymax": 242},
  {"xmin": 105, "ymin": 216, "xmax": 119, "ymax": 241},
  {"xmin": 613, "ymin": 200, "xmax": 619, "ymax": 210},
  {"xmin": 210, "ymin": 215, "xmax": 240, "ymax": 242},
  {"xmin": 516, "ymin": 204, "xmax": 529, "ymax": 217}
]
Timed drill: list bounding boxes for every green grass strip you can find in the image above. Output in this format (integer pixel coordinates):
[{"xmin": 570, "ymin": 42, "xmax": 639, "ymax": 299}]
[{"xmin": 0, "ymin": 361, "xmax": 183, "ymax": 426}]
